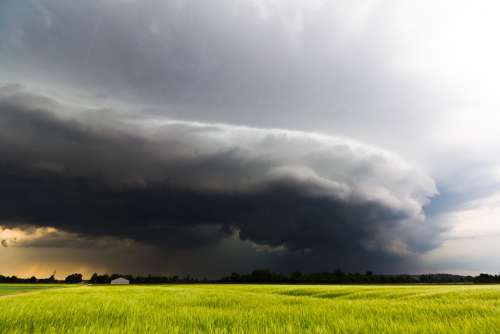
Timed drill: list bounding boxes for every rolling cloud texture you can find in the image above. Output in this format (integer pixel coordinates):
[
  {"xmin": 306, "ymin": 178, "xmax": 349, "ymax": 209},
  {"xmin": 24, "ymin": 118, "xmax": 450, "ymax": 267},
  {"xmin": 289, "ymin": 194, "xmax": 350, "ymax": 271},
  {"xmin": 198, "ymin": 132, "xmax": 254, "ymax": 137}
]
[
  {"xmin": 5, "ymin": 0, "xmax": 495, "ymax": 276},
  {"xmin": 0, "ymin": 86, "xmax": 437, "ymax": 273}
]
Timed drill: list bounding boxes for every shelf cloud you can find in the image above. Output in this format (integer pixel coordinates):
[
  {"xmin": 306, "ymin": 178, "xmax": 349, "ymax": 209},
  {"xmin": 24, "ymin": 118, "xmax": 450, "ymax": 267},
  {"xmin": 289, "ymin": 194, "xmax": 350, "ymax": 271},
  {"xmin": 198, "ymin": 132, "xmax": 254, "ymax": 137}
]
[
  {"xmin": 0, "ymin": 86, "xmax": 437, "ymax": 273},
  {"xmin": 2, "ymin": 0, "xmax": 498, "ymax": 276}
]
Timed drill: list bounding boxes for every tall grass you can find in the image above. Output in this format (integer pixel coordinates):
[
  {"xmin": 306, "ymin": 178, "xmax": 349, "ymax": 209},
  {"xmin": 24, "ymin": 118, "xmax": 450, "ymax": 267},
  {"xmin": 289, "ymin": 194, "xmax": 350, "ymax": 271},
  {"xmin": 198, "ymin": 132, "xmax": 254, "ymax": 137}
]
[
  {"xmin": 1, "ymin": 284, "xmax": 500, "ymax": 333},
  {"xmin": 0, "ymin": 285, "xmax": 61, "ymax": 297}
]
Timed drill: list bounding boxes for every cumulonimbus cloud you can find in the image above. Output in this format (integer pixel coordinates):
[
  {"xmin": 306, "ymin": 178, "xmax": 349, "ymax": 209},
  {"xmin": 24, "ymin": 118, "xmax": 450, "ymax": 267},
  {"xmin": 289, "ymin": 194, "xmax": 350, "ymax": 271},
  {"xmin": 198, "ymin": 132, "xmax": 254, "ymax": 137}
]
[{"xmin": 0, "ymin": 85, "xmax": 438, "ymax": 270}]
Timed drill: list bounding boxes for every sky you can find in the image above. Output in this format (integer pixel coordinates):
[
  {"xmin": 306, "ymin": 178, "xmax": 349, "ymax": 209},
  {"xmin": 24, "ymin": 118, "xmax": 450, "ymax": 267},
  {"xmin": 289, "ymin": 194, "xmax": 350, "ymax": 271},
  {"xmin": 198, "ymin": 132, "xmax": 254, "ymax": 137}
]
[{"xmin": 1, "ymin": 0, "xmax": 500, "ymax": 278}]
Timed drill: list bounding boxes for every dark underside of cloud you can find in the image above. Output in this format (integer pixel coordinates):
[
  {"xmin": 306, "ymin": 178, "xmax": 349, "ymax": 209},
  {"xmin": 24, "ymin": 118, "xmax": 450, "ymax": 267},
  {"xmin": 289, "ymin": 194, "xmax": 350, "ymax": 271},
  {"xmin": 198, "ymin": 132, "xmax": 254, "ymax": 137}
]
[{"xmin": 0, "ymin": 86, "xmax": 438, "ymax": 273}]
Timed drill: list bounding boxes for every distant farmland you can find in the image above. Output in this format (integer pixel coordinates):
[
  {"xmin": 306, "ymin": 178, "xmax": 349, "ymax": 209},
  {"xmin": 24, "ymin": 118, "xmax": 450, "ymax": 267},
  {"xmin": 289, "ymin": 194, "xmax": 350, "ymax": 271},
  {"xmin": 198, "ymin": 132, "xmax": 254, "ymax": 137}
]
[
  {"xmin": 0, "ymin": 284, "xmax": 61, "ymax": 297},
  {"xmin": 1, "ymin": 284, "xmax": 500, "ymax": 333}
]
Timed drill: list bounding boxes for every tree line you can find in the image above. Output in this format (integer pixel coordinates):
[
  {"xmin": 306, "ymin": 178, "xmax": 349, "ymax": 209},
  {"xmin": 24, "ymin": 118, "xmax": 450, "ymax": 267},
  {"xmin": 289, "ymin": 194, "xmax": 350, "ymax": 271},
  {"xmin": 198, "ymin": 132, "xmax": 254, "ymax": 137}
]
[
  {"xmin": 219, "ymin": 269, "xmax": 476, "ymax": 284},
  {"xmin": 0, "ymin": 273, "xmax": 195, "ymax": 284},
  {"xmin": 0, "ymin": 274, "xmax": 58, "ymax": 284},
  {"xmin": 3, "ymin": 270, "xmax": 500, "ymax": 284},
  {"xmin": 88, "ymin": 273, "xmax": 200, "ymax": 284}
]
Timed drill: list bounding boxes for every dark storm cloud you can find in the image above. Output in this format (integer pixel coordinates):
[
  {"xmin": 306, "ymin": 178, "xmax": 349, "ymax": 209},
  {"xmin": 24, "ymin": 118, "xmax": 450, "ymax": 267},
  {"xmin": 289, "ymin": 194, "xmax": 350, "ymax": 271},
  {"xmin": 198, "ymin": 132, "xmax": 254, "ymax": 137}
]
[
  {"xmin": 0, "ymin": 86, "xmax": 437, "ymax": 271},
  {"xmin": 2, "ymin": 0, "xmax": 500, "ymax": 275}
]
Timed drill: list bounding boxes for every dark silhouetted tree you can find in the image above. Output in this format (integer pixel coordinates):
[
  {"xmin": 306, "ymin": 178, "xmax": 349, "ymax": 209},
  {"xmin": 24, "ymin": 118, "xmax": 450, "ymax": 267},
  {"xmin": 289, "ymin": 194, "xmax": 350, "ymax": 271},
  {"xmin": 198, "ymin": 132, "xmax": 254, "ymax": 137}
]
[{"xmin": 65, "ymin": 273, "xmax": 83, "ymax": 283}]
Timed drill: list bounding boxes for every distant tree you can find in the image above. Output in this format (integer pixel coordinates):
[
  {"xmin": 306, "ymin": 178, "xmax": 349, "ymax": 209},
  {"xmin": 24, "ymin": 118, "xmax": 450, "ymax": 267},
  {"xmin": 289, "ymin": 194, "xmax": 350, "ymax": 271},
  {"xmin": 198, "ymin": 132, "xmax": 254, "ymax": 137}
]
[
  {"xmin": 333, "ymin": 269, "xmax": 344, "ymax": 276},
  {"xmin": 65, "ymin": 273, "xmax": 83, "ymax": 283},
  {"xmin": 290, "ymin": 271, "xmax": 302, "ymax": 281},
  {"xmin": 90, "ymin": 273, "xmax": 98, "ymax": 283},
  {"xmin": 474, "ymin": 273, "xmax": 495, "ymax": 283},
  {"xmin": 229, "ymin": 272, "xmax": 240, "ymax": 282},
  {"xmin": 37, "ymin": 274, "xmax": 56, "ymax": 283},
  {"xmin": 90, "ymin": 273, "xmax": 110, "ymax": 284},
  {"xmin": 251, "ymin": 269, "xmax": 273, "ymax": 282}
]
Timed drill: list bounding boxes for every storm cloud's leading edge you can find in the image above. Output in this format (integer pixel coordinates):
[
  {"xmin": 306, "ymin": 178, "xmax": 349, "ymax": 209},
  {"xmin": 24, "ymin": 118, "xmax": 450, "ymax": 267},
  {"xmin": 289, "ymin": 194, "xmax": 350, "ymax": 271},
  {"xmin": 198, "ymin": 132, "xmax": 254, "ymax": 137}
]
[
  {"xmin": 2, "ymin": 0, "xmax": 500, "ymax": 276},
  {"xmin": 0, "ymin": 86, "xmax": 436, "ymax": 275}
]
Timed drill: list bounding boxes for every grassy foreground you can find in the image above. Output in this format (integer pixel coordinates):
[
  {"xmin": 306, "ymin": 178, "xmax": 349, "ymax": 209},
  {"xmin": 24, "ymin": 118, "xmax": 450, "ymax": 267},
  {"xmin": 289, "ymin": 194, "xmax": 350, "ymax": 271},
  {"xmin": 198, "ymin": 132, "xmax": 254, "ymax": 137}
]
[
  {"xmin": 0, "ymin": 284, "xmax": 62, "ymax": 297},
  {"xmin": 1, "ymin": 284, "xmax": 500, "ymax": 333}
]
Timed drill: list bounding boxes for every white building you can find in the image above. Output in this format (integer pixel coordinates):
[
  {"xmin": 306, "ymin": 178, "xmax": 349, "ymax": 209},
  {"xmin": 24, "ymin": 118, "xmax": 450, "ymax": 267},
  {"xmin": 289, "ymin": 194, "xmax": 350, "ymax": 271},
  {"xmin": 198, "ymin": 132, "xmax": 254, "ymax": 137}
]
[{"xmin": 110, "ymin": 277, "xmax": 130, "ymax": 285}]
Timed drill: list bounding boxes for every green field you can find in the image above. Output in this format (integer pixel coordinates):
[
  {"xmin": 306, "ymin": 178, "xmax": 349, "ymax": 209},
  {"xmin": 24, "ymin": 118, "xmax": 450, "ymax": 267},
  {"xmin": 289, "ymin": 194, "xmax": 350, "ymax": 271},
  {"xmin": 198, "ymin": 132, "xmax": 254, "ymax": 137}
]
[
  {"xmin": 1, "ymin": 284, "xmax": 500, "ymax": 333},
  {"xmin": 0, "ymin": 285, "xmax": 62, "ymax": 297}
]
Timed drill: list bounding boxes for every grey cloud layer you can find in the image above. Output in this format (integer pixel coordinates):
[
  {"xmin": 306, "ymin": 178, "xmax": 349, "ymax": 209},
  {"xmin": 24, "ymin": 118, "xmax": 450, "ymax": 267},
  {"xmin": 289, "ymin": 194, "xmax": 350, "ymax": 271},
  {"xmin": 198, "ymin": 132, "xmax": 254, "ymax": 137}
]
[
  {"xmin": 2, "ymin": 0, "xmax": 500, "ymax": 274},
  {"xmin": 0, "ymin": 86, "xmax": 437, "ymax": 271},
  {"xmin": 0, "ymin": 0, "xmax": 446, "ymax": 145}
]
